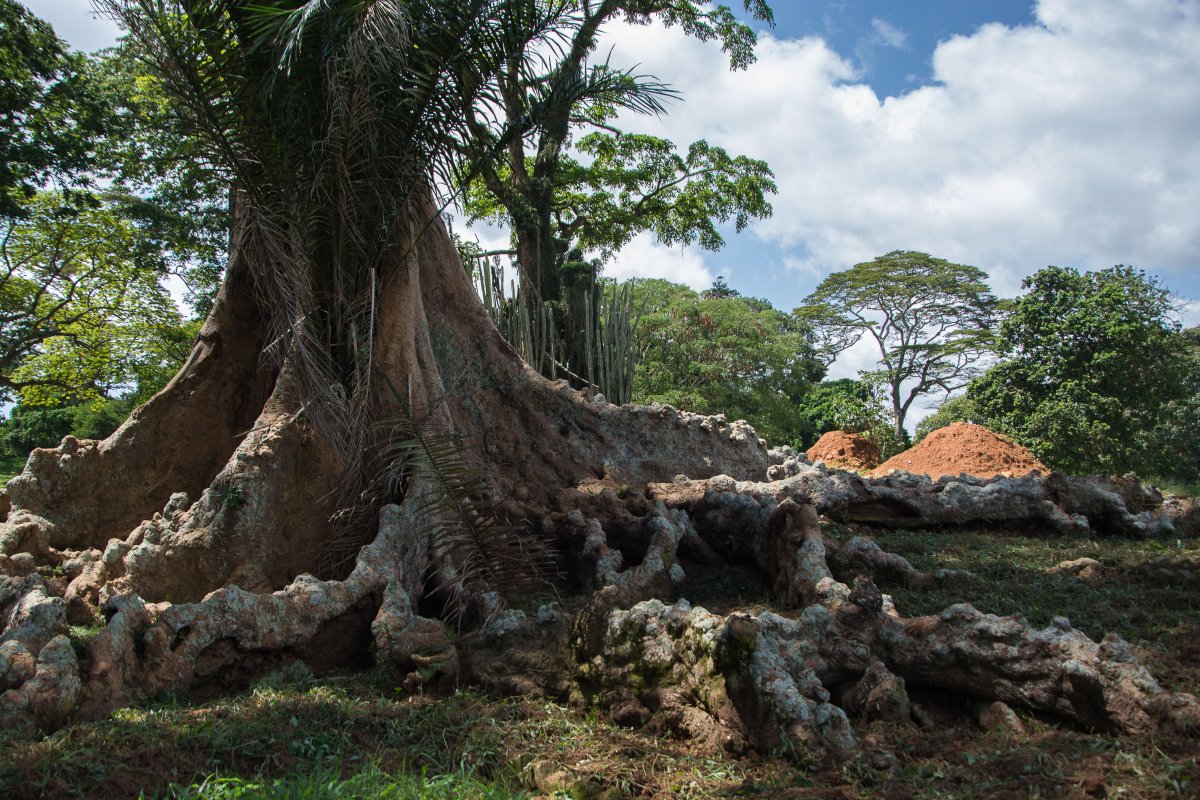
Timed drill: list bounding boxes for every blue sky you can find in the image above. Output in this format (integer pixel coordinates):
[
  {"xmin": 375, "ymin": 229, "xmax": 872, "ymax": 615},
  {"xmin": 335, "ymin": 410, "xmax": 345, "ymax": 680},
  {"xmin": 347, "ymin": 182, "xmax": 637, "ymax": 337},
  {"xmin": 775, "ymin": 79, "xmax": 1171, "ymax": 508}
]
[
  {"xmin": 753, "ymin": 1, "xmax": 1037, "ymax": 99},
  {"xmin": 26, "ymin": 1, "xmax": 1200, "ymax": 395}
]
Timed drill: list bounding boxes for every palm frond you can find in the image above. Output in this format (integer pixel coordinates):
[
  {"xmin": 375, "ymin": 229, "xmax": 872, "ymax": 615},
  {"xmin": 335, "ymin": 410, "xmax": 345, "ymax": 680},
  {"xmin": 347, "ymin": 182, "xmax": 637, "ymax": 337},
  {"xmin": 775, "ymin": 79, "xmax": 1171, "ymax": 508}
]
[{"xmin": 377, "ymin": 394, "xmax": 556, "ymax": 620}]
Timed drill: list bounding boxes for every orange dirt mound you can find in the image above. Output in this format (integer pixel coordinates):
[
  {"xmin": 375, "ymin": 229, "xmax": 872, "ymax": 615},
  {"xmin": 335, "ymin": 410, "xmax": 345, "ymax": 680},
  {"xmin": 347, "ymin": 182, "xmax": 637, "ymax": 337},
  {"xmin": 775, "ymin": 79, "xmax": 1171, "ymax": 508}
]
[
  {"xmin": 807, "ymin": 431, "xmax": 881, "ymax": 472},
  {"xmin": 871, "ymin": 421, "xmax": 1048, "ymax": 480}
]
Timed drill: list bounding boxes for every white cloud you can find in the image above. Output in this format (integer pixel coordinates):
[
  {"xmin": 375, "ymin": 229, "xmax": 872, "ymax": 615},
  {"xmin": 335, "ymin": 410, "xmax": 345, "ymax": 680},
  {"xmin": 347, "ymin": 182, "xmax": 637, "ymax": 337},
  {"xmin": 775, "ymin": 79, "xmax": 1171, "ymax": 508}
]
[
  {"xmin": 600, "ymin": 0, "xmax": 1200, "ymax": 301},
  {"xmin": 601, "ymin": 233, "xmax": 714, "ymax": 289},
  {"xmin": 870, "ymin": 19, "xmax": 908, "ymax": 50},
  {"xmin": 1179, "ymin": 299, "xmax": 1200, "ymax": 328}
]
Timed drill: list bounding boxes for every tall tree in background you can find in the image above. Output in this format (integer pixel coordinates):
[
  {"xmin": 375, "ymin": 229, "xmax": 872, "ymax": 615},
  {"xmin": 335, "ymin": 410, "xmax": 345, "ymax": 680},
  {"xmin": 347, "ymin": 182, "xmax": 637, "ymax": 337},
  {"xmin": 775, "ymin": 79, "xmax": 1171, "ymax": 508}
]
[
  {"xmin": 631, "ymin": 278, "xmax": 823, "ymax": 444},
  {"xmin": 798, "ymin": 250, "xmax": 1000, "ymax": 439},
  {"xmin": 0, "ymin": 5, "xmax": 197, "ymax": 415},
  {"xmin": 460, "ymin": 1, "xmax": 776, "ymax": 385},
  {"xmin": 1139, "ymin": 325, "xmax": 1200, "ymax": 487},
  {"xmin": 91, "ymin": 42, "xmax": 232, "ymax": 314},
  {"xmin": 0, "ymin": 192, "xmax": 186, "ymax": 405},
  {"xmin": 0, "ymin": 0, "xmax": 109, "ymax": 216},
  {"xmin": 969, "ymin": 265, "xmax": 1188, "ymax": 476}
]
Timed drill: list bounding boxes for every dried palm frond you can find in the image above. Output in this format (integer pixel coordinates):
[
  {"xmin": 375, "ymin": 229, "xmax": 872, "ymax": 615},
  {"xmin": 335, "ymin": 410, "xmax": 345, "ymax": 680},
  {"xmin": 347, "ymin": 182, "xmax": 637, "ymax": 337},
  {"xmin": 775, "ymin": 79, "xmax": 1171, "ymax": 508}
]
[
  {"xmin": 380, "ymin": 404, "xmax": 555, "ymax": 611},
  {"xmin": 96, "ymin": 0, "xmax": 584, "ymax": 527}
]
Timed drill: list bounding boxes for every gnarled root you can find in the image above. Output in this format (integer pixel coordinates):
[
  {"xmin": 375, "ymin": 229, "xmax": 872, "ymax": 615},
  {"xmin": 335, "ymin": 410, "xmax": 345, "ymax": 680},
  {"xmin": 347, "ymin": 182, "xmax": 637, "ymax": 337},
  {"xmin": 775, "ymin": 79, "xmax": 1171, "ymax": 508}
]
[
  {"xmin": 570, "ymin": 496, "xmax": 1198, "ymax": 760},
  {"xmin": 651, "ymin": 463, "xmax": 1180, "ymax": 539},
  {"xmin": 2, "ymin": 488, "xmax": 457, "ymax": 731}
]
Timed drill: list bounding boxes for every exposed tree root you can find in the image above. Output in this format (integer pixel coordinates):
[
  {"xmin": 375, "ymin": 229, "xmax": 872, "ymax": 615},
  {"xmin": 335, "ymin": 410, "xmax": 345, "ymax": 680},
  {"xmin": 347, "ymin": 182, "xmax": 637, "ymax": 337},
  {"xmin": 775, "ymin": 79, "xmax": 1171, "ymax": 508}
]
[
  {"xmin": 652, "ymin": 459, "xmax": 1186, "ymax": 538},
  {"xmin": 570, "ymin": 496, "xmax": 1200, "ymax": 759},
  {"xmin": 3, "ymin": 465, "xmax": 1199, "ymax": 759},
  {"xmin": 1, "ymin": 196, "xmax": 1196, "ymax": 761}
]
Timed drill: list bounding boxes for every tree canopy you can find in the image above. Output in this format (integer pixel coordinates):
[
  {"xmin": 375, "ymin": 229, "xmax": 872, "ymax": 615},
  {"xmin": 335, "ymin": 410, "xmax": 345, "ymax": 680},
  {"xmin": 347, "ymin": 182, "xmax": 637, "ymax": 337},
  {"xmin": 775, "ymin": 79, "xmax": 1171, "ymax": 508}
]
[
  {"xmin": 459, "ymin": 1, "xmax": 777, "ymax": 310},
  {"xmin": 89, "ymin": 42, "xmax": 231, "ymax": 314},
  {"xmin": 631, "ymin": 278, "xmax": 823, "ymax": 445},
  {"xmin": 0, "ymin": 6, "xmax": 205, "ymax": 411},
  {"xmin": 798, "ymin": 250, "xmax": 1000, "ymax": 438},
  {"xmin": 0, "ymin": 0, "xmax": 109, "ymax": 216},
  {"xmin": 968, "ymin": 265, "xmax": 1188, "ymax": 476},
  {"xmin": 0, "ymin": 192, "xmax": 188, "ymax": 405}
]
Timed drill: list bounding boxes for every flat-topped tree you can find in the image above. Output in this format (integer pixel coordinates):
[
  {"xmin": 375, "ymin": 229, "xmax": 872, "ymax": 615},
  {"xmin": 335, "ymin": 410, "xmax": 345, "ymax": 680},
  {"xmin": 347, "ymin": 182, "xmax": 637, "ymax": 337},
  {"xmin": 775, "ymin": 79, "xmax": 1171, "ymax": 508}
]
[{"xmin": 798, "ymin": 250, "xmax": 1001, "ymax": 440}]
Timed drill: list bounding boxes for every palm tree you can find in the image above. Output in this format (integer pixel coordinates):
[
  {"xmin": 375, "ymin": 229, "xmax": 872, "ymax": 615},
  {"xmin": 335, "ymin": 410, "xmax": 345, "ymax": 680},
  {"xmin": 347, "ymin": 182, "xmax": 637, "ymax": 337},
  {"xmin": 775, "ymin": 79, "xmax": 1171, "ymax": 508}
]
[{"xmin": 6, "ymin": 0, "xmax": 744, "ymax": 604}]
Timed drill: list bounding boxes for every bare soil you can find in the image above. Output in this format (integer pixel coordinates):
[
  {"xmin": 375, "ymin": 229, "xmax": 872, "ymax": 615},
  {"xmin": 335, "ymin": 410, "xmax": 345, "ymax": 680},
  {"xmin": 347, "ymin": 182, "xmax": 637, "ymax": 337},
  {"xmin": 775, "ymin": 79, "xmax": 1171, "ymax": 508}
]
[
  {"xmin": 872, "ymin": 422, "xmax": 1049, "ymax": 480},
  {"xmin": 807, "ymin": 431, "xmax": 881, "ymax": 472}
]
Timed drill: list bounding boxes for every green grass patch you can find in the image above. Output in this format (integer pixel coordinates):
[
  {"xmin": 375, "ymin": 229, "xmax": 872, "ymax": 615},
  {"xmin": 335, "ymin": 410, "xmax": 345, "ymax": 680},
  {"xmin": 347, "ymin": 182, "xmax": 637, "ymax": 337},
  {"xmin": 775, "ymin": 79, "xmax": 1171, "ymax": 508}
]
[
  {"xmin": 861, "ymin": 527, "xmax": 1200, "ymax": 648},
  {"xmin": 158, "ymin": 762, "xmax": 518, "ymax": 799},
  {"xmin": 1, "ymin": 451, "xmax": 25, "ymax": 484}
]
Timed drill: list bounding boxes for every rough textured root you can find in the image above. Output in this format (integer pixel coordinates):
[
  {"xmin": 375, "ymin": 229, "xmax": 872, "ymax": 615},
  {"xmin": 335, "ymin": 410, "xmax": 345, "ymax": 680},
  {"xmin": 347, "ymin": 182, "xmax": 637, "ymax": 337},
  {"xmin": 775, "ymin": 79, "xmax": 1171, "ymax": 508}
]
[
  {"xmin": 567, "ymin": 504, "xmax": 692, "ymax": 663},
  {"xmin": 1, "ymin": 491, "xmax": 458, "ymax": 730},
  {"xmin": 562, "ymin": 495, "xmax": 1198, "ymax": 760},
  {"xmin": 46, "ymin": 374, "xmax": 344, "ymax": 609},
  {"xmin": 0, "ymin": 574, "xmax": 77, "ymax": 733},
  {"xmin": 651, "ymin": 460, "xmax": 1180, "ymax": 539},
  {"xmin": 828, "ymin": 535, "xmax": 971, "ymax": 589},
  {"xmin": 0, "ymin": 257, "xmax": 274, "ymax": 553}
]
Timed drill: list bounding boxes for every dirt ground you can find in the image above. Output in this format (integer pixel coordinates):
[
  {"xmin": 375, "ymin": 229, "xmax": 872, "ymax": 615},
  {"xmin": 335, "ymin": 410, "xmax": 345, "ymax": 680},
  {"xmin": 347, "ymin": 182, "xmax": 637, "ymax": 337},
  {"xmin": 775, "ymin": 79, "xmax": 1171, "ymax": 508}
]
[
  {"xmin": 807, "ymin": 431, "xmax": 882, "ymax": 472},
  {"xmin": 873, "ymin": 422, "xmax": 1049, "ymax": 480}
]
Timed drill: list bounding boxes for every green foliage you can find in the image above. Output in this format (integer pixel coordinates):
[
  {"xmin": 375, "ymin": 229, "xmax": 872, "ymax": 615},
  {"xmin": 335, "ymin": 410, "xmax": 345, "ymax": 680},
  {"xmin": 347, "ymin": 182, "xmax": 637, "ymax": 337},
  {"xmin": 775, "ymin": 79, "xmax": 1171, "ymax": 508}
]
[
  {"xmin": 914, "ymin": 394, "xmax": 979, "ymax": 444},
  {"xmin": 968, "ymin": 266, "xmax": 1188, "ymax": 476},
  {"xmin": 0, "ymin": 0, "xmax": 108, "ymax": 216},
  {"xmin": 1139, "ymin": 328, "xmax": 1200, "ymax": 487},
  {"xmin": 791, "ymin": 379, "xmax": 868, "ymax": 448},
  {"xmin": 1, "ymin": 191, "xmax": 189, "ymax": 405},
  {"xmin": 791, "ymin": 378, "xmax": 907, "ymax": 458},
  {"xmin": 67, "ymin": 395, "xmax": 136, "ymax": 439},
  {"xmin": 460, "ymin": 1, "xmax": 776, "ymax": 339},
  {"xmin": 0, "ymin": 452, "xmax": 22, "ymax": 483},
  {"xmin": 630, "ymin": 278, "xmax": 823, "ymax": 446},
  {"xmin": 0, "ymin": 396, "xmax": 134, "ymax": 455},
  {"xmin": 467, "ymin": 132, "xmax": 775, "ymax": 266},
  {"xmin": 798, "ymin": 251, "xmax": 1000, "ymax": 438},
  {"xmin": 0, "ymin": 404, "xmax": 73, "ymax": 454},
  {"xmin": 90, "ymin": 46, "xmax": 231, "ymax": 315}
]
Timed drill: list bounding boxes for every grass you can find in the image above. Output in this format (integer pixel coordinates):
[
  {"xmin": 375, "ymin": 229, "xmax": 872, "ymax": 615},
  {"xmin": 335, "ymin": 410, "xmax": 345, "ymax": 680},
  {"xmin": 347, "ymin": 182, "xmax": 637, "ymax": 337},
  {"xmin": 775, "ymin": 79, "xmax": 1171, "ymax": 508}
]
[
  {"xmin": 1157, "ymin": 478, "xmax": 1200, "ymax": 498},
  {"xmin": 2, "ymin": 525, "xmax": 1198, "ymax": 799},
  {"xmin": 863, "ymin": 526, "xmax": 1200, "ymax": 643},
  {"xmin": 1, "ymin": 451, "xmax": 25, "ymax": 484},
  {"xmin": 158, "ymin": 763, "xmax": 516, "ymax": 799}
]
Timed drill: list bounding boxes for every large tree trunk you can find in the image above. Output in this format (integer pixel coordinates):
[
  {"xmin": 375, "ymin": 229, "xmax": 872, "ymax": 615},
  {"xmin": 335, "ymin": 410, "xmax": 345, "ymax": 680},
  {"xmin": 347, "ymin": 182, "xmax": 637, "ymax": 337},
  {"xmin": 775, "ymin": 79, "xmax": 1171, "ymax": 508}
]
[
  {"xmin": 1, "ymin": 197, "xmax": 1195, "ymax": 755},
  {"xmin": 1, "ymin": 249, "xmax": 274, "ymax": 557}
]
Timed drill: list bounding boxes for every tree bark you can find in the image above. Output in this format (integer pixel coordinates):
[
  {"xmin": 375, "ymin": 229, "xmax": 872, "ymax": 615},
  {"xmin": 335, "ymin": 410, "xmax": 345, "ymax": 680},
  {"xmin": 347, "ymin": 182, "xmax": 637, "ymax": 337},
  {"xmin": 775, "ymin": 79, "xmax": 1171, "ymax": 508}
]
[{"xmin": 1, "ymin": 195, "xmax": 1195, "ymax": 761}]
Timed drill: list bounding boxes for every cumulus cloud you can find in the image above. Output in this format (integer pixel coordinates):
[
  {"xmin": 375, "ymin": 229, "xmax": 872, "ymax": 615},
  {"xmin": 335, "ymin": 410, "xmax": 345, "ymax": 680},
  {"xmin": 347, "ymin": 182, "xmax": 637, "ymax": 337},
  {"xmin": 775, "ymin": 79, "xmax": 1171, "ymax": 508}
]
[
  {"xmin": 600, "ymin": 0, "xmax": 1200, "ymax": 300},
  {"xmin": 600, "ymin": 233, "xmax": 715, "ymax": 289},
  {"xmin": 1179, "ymin": 299, "xmax": 1200, "ymax": 328}
]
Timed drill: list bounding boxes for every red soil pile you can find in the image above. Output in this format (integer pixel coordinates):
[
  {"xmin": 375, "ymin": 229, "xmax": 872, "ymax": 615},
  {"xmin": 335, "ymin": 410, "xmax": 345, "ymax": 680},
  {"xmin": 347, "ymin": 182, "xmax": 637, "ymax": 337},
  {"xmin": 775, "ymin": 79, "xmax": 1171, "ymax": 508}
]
[
  {"xmin": 871, "ymin": 421, "xmax": 1048, "ymax": 480},
  {"xmin": 807, "ymin": 431, "xmax": 881, "ymax": 472}
]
